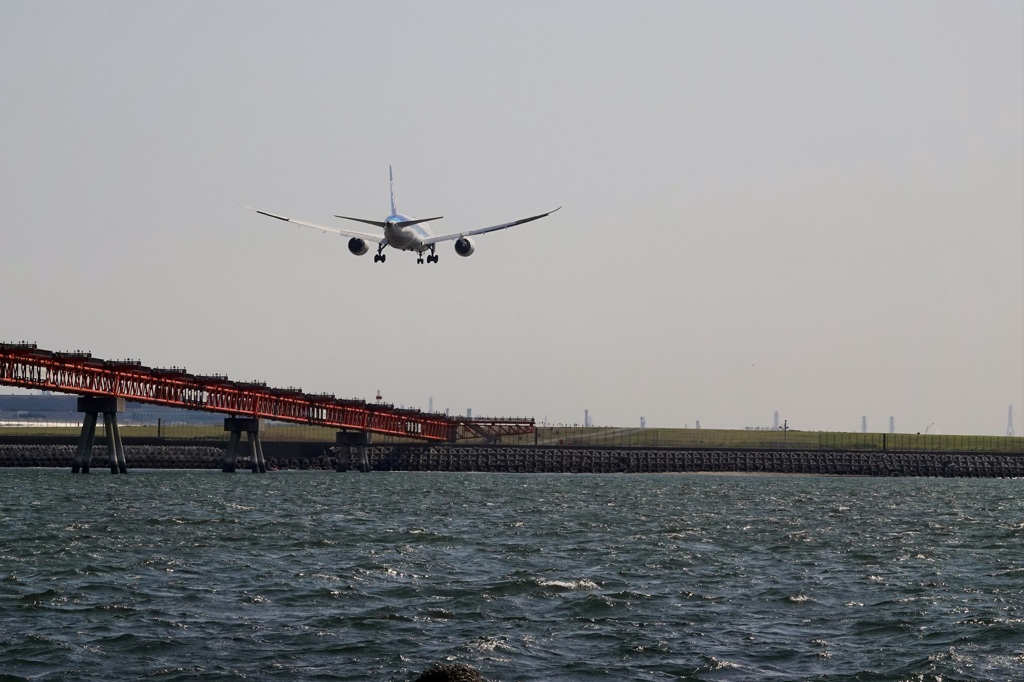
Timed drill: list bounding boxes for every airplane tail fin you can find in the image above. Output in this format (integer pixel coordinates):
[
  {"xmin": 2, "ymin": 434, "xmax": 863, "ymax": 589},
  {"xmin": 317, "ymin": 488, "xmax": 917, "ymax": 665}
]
[{"xmin": 389, "ymin": 164, "xmax": 397, "ymax": 216}]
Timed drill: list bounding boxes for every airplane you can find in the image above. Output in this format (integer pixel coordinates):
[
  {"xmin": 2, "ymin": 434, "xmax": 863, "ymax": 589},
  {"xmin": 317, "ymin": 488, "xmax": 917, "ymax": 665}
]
[{"xmin": 244, "ymin": 166, "xmax": 560, "ymax": 264}]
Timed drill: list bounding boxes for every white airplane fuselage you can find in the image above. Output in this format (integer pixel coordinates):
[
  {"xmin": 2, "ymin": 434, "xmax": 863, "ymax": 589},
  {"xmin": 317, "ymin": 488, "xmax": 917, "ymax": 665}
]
[{"xmin": 384, "ymin": 215, "xmax": 432, "ymax": 252}]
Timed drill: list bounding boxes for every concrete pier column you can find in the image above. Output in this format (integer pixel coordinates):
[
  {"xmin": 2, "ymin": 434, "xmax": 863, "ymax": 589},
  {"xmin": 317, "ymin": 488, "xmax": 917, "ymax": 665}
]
[
  {"xmin": 223, "ymin": 430, "xmax": 241, "ymax": 472},
  {"xmin": 113, "ymin": 418, "xmax": 127, "ymax": 473},
  {"xmin": 255, "ymin": 436, "xmax": 267, "ymax": 473},
  {"xmin": 73, "ymin": 397, "xmax": 124, "ymax": 474},
  {"xmin": 249, "ymin": 429, "xmax": 267, "ymax": 473},
  {"xmin": 102, "ymin": 412, "xmax": 127, "ymax": 473},
  {"xmin": 248, "ymin": 436, "xmax": 259, "ymax": 473},
  {"xmin": 335, "ymin": 431, "xmax": 371, "ymax": 472},
  {"xmin": 72, "ymin": 412, "xmax": 98, "ymax": 474},
  {"xmin": 223, "ymin": 418, "xmax": 264, "ymax": 473}
]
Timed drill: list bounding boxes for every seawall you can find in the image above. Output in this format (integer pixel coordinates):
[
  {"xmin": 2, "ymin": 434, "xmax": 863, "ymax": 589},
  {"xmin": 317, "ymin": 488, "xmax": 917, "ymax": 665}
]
[{"xmin": 1, "ymin": 442, "xmax": 1022, "ymax": 477}]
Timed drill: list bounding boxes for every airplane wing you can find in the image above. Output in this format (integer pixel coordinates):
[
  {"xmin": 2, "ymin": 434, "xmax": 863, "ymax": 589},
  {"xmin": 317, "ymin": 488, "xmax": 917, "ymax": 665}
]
[
  {"xmin": 242, "ymin": 205, "xmax": 385, "ymax": 243},
  {"xmin": 422, "ymin": 206, "xmax": 561, "ymax": 246}
]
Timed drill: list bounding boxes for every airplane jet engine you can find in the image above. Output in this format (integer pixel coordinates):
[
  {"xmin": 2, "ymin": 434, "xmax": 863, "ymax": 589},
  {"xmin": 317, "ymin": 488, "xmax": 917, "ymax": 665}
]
[
  {"xmin": 454, "ymin": 237, "xmax": 476, "ymax": 257},
  {"xmin": 347, "ymin": 238, "xmax": 369, "ymax": 256}
]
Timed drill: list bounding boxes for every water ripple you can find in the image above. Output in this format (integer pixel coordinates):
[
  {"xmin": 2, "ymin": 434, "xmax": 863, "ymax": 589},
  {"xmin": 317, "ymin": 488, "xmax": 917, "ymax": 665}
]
[{"xmin": 1, "ymin": 471, "xmax": 1023, "ymax": 679}]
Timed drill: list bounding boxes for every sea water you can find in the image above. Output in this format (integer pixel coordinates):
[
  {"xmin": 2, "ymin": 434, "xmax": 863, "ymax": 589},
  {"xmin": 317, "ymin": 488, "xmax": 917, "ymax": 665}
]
[{"xmin": 1, "ymin": 470, "xmax": 1022, "ymax": 680}]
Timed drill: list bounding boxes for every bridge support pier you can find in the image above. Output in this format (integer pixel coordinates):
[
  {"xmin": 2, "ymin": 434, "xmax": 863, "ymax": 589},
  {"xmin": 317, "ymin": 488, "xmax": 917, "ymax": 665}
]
[
  {"xmin": 223, "ymin": 418, "xmax": 266, "ymax": 473},
  {"xmin": 336, "ymin": 431, "xmax": 372, "ymax": 472},
  {"xmin": 72, "ymin": 397, "xmax": 126, "ymax": 474}
]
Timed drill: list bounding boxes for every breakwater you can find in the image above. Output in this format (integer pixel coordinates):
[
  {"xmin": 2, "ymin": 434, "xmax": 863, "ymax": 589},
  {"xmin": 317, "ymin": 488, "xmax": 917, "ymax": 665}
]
[
  {"xmin": 0, "ymin": 444, "xmax": 335, "ymax": 471},
  {"xmin": 1, "ymin": 442, "xmax": 1022, "ymax": 477},
  {"xmin": 362, "ymin": 445, "xmax": 1024, "ymax": 477}
]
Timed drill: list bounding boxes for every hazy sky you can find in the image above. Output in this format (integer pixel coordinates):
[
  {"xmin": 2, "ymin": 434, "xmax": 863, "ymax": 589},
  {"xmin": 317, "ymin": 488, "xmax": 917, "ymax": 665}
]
[{"xmin": 1, "ymin": 2, "xmax": 1021, "ymax": 435}]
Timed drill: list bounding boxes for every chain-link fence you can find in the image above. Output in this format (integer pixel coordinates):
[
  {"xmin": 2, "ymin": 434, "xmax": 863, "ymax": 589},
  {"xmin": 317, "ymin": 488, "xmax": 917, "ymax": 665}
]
[
  {"xmin": 526, "ymin": 427, "xmax": 1024, "ymax": 453},
  {"xmin": 4, "ymin": 418, "xmax": 1024, "ymax": 454}
]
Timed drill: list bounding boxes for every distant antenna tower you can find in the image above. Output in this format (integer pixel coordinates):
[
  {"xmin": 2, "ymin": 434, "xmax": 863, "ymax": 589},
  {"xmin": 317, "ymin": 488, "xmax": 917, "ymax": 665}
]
[
  {"xmin": 889, "ymin": 416, "xmax": 895, "ymax": 434},
  {"xmin": 861, "ymin": 416, "xmax": 867, "ymax": 433},
  {"xmin": 773, "ymin": 411, "xmax": 779, "ymax": 430},
  {"xmin": 1008, "ymin": 405, "xmax": 1015, "ymax": 437}
]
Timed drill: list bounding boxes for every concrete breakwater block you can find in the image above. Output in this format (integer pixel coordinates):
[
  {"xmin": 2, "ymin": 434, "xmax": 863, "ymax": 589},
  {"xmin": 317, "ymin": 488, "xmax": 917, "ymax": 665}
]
[
  {"xmin": 0, "ymin": 444, "xmax": 224, "ymax": 469},
  {"xmin": 2, "ymin": 444, "xmax": 1022, "ymax": 477},
  {"xmin": 357, "ymin": 445, "xmax": 1024, "ymax": 478}
]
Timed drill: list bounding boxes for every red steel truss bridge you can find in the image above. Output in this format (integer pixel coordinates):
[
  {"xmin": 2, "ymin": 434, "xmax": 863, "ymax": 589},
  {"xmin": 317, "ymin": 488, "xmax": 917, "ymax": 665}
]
[{"xmin": 0, "ymin": 342, "xmax": 534, "ymax": 443}]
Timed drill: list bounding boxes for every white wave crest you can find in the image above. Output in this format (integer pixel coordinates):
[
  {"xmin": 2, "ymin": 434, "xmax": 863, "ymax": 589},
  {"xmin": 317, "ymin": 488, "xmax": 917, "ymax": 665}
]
[{"xmin": 537, "ymin": 578, "xmax": 599, "ymax": 590}]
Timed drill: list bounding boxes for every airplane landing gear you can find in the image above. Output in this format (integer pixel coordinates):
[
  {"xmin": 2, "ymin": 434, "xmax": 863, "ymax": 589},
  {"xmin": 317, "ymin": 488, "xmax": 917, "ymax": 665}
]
[{"xmin": 374, "ymin": 246, "xmax": 386, "ymax": 263}]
